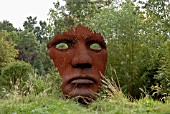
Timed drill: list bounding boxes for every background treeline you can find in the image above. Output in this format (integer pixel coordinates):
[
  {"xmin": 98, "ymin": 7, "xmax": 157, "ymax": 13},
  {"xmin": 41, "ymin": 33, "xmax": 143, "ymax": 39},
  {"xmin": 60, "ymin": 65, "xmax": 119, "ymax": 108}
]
[{"xmin": 0, "ymin": 0, "xmax": 170, "ymax": 102}]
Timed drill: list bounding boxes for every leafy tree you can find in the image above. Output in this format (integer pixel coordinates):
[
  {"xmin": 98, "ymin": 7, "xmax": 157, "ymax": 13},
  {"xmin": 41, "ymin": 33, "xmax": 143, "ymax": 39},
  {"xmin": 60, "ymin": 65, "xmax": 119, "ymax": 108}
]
[
  {"xmin": 142, "ymin": 0, "xmax": 170, "ymax": 98},
  {"xmin": 16, "ymin": 30, "xmax": 39, "ymax": 63},
  {"xmin": 5, "ymin": 31, "xmax": 19, "ymax": 43},
  {"xmin": 16, "ymin": 30, "xmax": 44, "ymax": 74},
  {"xmin": 15, "ymin": 29, "xmax": 52, "ymax": 75},
  {"xmin": 23, "ymin": 16, "xmax": 49, "ymax": 43},
  {"xmin": 143, "ymin": 0, "xmax": 170, "ymax": 39},
  {"xmin": 151, "ymin": 40, "xmax": 170, "ymax": 100},
  {"xmin": 37, "ymin": 42, "xmax": 54, "ymax": 75},
  {"xmin": 23, "ymin": 16, "xmax": 37, "ymax": 32},
  {"xmin": 48, "ymin": 0, "xmax": 112, "ymax": 37},
  {"xmin": 0, "ymin": 30, "xmax": 18, "ymax": 68},
  {"xmin": 34, "ymin": 21, "xmax": 48, "ymax": 43},
  {"xmin": 0, "ymin": 20, "xmax": 17, "ymax": 32}
]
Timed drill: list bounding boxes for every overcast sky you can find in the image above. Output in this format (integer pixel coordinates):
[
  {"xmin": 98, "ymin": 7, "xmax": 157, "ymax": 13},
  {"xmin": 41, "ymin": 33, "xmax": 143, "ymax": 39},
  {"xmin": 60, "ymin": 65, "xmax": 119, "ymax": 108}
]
[{"xmin": 0, "ymin": 0, "xmax": 64, "ymax": 29}]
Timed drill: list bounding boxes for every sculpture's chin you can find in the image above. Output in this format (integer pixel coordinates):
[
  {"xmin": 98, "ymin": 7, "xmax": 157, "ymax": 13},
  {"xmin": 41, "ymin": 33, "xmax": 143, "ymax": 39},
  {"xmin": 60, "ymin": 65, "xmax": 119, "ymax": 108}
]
[
  {"xmin": 62, "ymin": 83, "xmax": 99, "ymax": 99},
  {"xmin": 63, "ymin": 87, "xmax": 97, "ymax": 105},
  {"xmin": 69, "ymin": 88, "xmax": 96, "ymax": 98}
]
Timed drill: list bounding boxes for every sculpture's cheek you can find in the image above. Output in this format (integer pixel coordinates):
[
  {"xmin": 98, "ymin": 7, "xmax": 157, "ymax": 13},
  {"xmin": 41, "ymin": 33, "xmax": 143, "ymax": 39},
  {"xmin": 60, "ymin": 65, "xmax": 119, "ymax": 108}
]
[
  {"xmin": 89, "ymin": 50, "xmax": 108, "ymax": 72},
  {"xmin": 49, "ymin": 48, "xmax": 73, "ymax": 71}
]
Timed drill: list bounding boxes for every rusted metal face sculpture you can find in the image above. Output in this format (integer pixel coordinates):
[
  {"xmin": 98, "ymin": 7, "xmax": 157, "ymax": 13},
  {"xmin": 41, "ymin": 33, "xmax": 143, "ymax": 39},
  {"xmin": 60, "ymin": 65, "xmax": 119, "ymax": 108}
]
[{"xmin": 47, "ymin": 24, "xmax": 107, "ymax": 100}]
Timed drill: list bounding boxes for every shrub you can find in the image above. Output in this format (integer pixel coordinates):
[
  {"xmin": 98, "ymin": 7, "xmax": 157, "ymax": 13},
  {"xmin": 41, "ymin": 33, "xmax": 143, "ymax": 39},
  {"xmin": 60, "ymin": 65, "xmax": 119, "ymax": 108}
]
[
  {"xmin": 0, "ymin": 61, "xmax": 34, "ymax": 96},
  {"xmin": 152, "ymin": 40, "xmax": 170, "ymax": 100}
]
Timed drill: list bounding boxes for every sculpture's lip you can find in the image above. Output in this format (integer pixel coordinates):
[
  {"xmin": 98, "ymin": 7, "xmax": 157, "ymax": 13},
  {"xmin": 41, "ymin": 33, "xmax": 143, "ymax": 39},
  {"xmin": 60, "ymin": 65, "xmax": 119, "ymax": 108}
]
[
  {"xmin": 71, "ymin": 78, "xmax": 94, "ymax": 84},
  {"xmin": 69, "ymin": 75, "xmax": 96, "ymax": 85}
]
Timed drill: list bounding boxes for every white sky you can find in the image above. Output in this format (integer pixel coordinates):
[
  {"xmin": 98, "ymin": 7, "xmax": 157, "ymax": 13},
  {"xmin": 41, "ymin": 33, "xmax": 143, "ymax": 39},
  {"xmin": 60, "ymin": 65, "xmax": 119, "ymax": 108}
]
[
  {"xmin": 0, "ymin": 0, "xmax": 64, "ymax": 29},
  {"xmin": 0, "ymin": 0, "xmax": 149, "ymax": 29}
]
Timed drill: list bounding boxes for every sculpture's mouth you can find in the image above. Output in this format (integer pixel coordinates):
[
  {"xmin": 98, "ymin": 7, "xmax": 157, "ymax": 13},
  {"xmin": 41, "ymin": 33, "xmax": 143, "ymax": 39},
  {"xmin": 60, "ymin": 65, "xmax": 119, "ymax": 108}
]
[
  {"xmin": 68, "ymin": 75, "xmax": 96, "ymax": 85},
  {"xmin": 71, "ymin": 78, "xmax": 94, "ymax": 85}
]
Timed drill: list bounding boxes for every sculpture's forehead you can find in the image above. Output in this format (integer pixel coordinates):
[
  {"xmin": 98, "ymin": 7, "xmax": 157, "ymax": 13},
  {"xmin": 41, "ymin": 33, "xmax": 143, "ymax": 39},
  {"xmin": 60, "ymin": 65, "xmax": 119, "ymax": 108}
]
[
  {"xmin": 67, "ymin": 24, "xmax": 92, "ymax": 36},
  {"xmin": 62, "ymin": 24, "xmax": 104, "ymax": 40}
]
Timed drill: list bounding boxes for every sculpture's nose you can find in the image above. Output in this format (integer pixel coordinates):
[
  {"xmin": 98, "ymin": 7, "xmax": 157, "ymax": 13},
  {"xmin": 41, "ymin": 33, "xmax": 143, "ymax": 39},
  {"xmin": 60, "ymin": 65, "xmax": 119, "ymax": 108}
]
[{"xmin": 71, "ymin": 44, "xmax": 92, "ymax": 69}]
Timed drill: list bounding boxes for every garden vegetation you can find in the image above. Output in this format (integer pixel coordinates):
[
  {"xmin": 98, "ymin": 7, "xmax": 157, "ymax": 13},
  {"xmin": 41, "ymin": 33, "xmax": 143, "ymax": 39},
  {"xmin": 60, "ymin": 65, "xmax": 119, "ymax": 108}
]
[{"xmin": 0, "ymin": 0, "xmax": 170, "ymax": 113}]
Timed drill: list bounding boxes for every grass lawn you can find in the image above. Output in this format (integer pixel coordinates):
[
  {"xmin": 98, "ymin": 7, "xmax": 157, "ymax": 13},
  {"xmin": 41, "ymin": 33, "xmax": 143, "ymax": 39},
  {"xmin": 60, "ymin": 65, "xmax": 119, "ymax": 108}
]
[{"xmin": 1, "ymin": 94, "xmax": 170, "ymax": 114}]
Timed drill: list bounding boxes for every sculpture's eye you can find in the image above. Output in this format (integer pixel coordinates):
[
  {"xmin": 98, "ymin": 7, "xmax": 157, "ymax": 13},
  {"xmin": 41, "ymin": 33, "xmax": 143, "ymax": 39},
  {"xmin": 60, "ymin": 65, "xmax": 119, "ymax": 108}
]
[
  {"xmin": 56, "ymin": 43, "xmax": 69, "ymax": 50},
  {"xmin": 90, "ymin": 43, "xmax": 101, "ymax": 51}
]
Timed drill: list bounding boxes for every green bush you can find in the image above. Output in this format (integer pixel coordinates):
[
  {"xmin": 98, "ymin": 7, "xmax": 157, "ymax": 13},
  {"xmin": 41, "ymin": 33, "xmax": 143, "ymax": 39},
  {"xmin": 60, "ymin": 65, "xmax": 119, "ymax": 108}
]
[
  {"xmin": 0, "ymin": 61, "xmax": 34, "ymax": 95},
  {"xmin": 152, "ymin": 40, "xmax": 170, "ymax": 99}
]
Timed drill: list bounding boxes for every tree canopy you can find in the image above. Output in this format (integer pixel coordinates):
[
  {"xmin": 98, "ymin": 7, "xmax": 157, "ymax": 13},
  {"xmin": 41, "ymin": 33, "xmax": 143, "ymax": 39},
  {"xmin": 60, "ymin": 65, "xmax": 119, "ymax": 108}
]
[{"xmin": 0, "ymin": 30, "xmax": 18, "ymax": 68}]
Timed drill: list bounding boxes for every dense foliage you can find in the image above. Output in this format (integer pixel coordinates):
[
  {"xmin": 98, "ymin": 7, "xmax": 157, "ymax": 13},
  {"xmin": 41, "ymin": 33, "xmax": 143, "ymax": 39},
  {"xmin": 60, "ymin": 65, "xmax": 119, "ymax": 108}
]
[
  {"xmin": 0, "ymin": 30, "xmax": 18, "ymax": 68},
  {"xmin": 0, "ymin": 61, "xmax": 33, "ymax": 96},
  {"xmin": 85, "ymin": 1, "xmax": 169, "ymax": 99}
]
